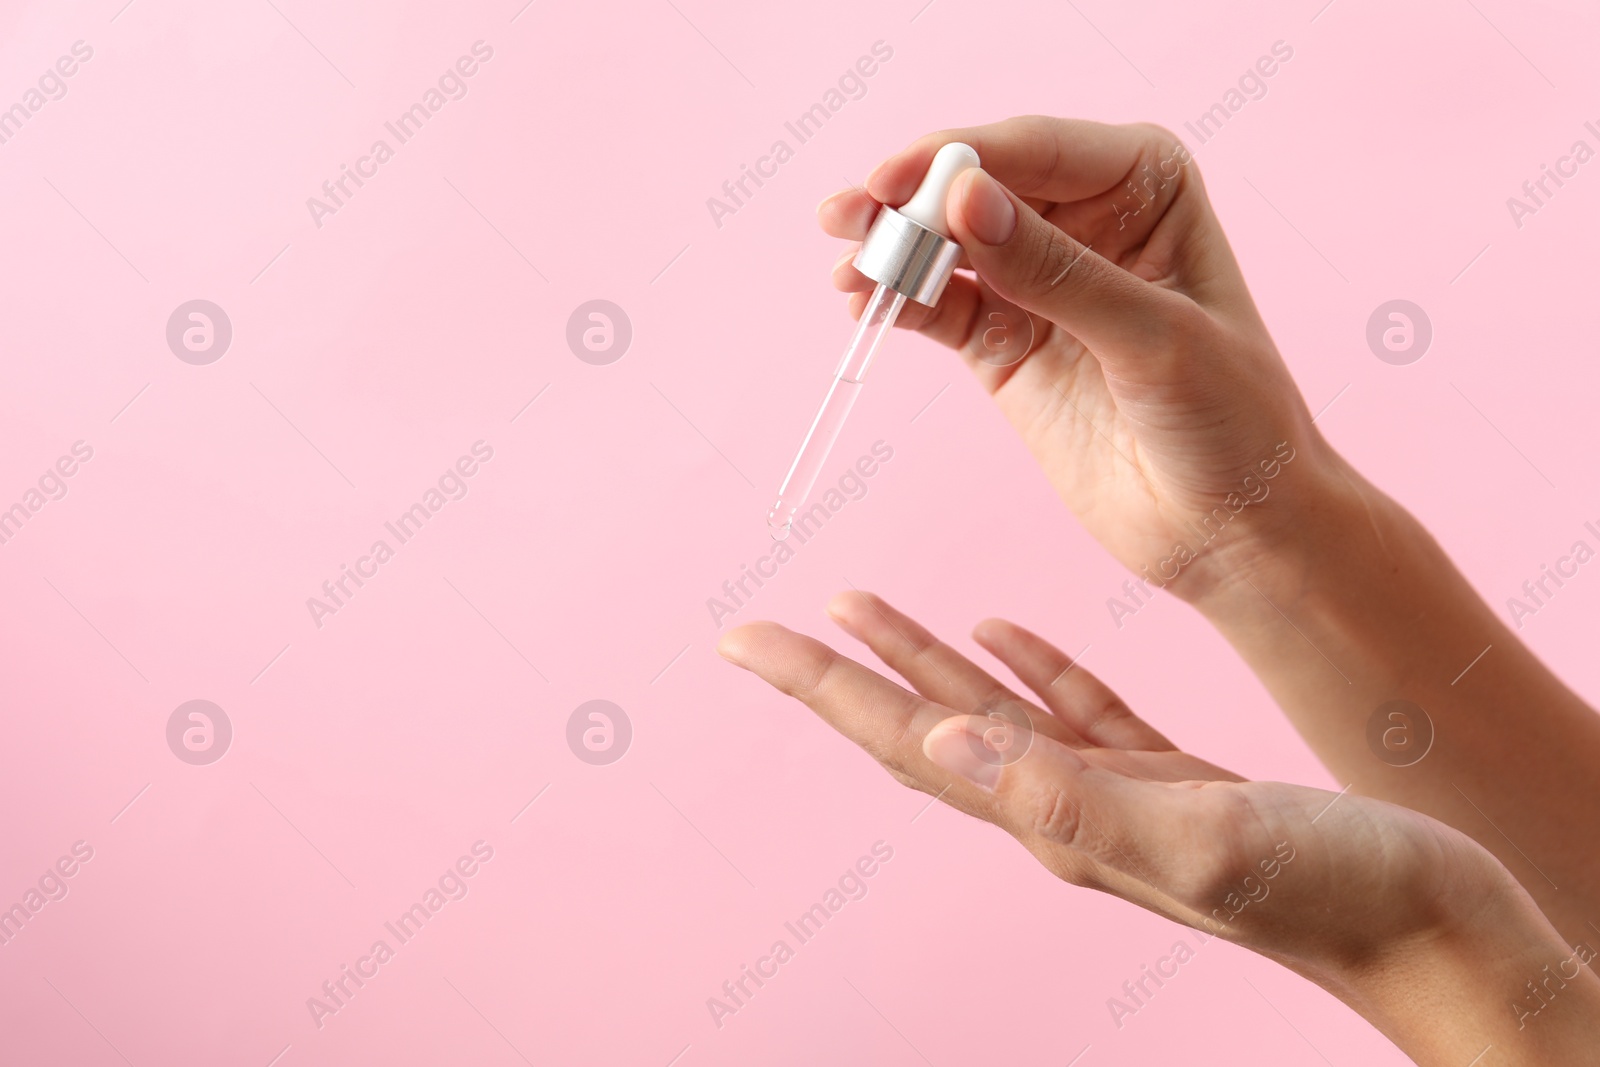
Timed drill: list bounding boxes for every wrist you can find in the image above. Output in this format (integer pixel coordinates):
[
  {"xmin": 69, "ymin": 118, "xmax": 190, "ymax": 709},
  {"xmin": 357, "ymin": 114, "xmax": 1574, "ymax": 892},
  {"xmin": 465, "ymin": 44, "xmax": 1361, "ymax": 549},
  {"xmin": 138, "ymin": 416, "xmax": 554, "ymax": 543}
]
[
  {"xmin": 1180, "ymin": 441, "xmax": 1394, "ymax": 620},
  {"xmin": 1321, "ymin": 864, "xmax": 1600, "ymax": 1064}
]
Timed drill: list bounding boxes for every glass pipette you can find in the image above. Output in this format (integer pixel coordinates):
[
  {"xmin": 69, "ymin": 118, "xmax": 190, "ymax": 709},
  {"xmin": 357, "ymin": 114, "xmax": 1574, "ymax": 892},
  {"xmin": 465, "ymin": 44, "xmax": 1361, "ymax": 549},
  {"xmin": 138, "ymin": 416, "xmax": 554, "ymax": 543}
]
[
  {"xmin": 767, "ymin": 142, "xmax": 981, "ymax": 540},
  {"xmin": 767, "ymin": 282, "xmax": 905, "ymax": 538}
]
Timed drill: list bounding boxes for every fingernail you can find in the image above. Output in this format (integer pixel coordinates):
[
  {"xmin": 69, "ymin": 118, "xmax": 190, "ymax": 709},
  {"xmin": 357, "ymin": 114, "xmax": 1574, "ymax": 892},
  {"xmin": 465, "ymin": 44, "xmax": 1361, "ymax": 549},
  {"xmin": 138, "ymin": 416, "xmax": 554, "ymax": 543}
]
[
  {"xmin": 833, "ymin": 247, "xmax": 859, "ymax": 272},
  {"xmin": 825, "ymin": 590, "xmax": 869, "ymax": 630},
  {"xmin": 961, "ymin": 169, "xmax": 1016, "ymax": 246},
  {"xmin": 925, "ymin": 720, "xmax": 1004, "ymax": 790}
]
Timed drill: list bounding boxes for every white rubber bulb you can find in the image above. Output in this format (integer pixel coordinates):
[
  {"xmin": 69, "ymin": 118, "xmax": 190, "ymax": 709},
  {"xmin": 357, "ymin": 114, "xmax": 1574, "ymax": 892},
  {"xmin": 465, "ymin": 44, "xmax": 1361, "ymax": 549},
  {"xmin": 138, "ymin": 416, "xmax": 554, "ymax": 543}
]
[{"xmin": 896, "ymin": 142, "xmax": 981, "ymax": 238}]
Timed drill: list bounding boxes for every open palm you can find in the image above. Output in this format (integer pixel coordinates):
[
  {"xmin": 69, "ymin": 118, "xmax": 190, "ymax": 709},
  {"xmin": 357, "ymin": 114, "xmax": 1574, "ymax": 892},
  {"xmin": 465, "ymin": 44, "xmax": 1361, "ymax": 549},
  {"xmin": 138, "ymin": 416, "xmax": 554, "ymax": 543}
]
[{"xmin": 719, "ymin": 591, "xmax": 1512, "ymax": 973}]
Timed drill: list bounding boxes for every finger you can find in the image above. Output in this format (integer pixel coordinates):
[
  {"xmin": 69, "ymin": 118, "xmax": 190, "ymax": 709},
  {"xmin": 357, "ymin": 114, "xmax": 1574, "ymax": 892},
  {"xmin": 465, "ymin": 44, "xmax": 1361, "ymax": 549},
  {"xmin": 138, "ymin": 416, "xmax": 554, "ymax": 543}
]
[
  {"xmin": 717, "ymin": 621, "xmax": 996, "ymax": 812},
  {"xmin": 844, "ymin": 280, "xmax": 973, "ymax": 338},
  {"xmin": 831, "ymin": 247, "xmax": 875, "ymax": 293},
  {"xmin": 819, "ymin": 185, "xmax": 1015, "ymax": 250},
  {"xmin": 843, "ymin": 275, "xmax": 1043, "ymax": 394},
  {"xmin": 866, "ymin": 116, "xmax": 1174, "ymax": 210},
  {"xmin": 923, "ymin": 715, "xmax": 1225, "ymax": 906},
  {"xmin": 945, "ymin": 166, "xmax": 1199, "ymax": 376},
  {"xmin": 818, "ymin": 188, "xmax": 878, "ymax": 240},
  {"xmin": 827, "ymin": 591, "xmax": 1085, "ymax": 748},
  {"xmin": 972, "ymin": 619, "xmax": 1175, "ymax": 751}
]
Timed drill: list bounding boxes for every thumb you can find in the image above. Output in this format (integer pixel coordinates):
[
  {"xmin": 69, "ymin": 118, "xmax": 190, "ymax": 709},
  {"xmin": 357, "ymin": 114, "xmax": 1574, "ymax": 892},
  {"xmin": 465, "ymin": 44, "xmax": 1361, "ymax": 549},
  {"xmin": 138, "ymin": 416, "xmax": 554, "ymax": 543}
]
[
  {"xmin": 945, "ymin": 167, "xmax": 1191, "ymax": 372},
  {"xmin": 922, "ymin": 713, "xmax": 1201, "ymax": 892}
]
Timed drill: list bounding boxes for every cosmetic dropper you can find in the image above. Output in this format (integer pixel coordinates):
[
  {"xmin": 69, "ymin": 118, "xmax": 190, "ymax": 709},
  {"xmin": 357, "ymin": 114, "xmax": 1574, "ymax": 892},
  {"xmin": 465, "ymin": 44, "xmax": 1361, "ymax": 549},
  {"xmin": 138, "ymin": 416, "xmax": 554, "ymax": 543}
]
[{"xmin": 766, "ymin": 142, "xmax": 981, "ymax": 540}]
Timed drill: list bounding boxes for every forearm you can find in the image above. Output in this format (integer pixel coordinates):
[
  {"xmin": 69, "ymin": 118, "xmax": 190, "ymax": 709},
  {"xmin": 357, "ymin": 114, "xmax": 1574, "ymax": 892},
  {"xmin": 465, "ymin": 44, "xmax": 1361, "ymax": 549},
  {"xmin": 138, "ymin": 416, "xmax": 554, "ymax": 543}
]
[{"xmin": 1192, "ymin": 447, "xmax": 1600, "ymax": 940}]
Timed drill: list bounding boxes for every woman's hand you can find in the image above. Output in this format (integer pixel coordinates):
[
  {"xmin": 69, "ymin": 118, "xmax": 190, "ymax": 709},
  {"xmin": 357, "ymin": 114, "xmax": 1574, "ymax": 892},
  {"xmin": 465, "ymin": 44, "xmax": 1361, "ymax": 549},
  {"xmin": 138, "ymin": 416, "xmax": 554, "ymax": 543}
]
[
  {"xmin": 718, "ymin": 593, "xmax": 1600, "ymax": 1064},
  {"xmin": 821, "ymin": 116, "xmax": 1341, "ymax": 600}
]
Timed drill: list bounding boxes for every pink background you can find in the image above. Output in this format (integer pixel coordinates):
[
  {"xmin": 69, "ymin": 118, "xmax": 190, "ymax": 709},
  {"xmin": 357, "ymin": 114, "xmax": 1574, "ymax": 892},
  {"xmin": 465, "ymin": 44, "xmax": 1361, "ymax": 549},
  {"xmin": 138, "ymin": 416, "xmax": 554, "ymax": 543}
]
[{"xmin": 2, "ymin": 0, "xmax": 1598, "ymax": 1063}]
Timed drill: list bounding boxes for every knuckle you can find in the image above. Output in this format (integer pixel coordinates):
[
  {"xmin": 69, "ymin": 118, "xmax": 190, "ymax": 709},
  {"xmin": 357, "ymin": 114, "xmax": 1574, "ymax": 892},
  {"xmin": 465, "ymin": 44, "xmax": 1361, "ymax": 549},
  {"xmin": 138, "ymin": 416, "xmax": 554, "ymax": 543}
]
[
  {"xmin": 1029, "ymin": 786, "xmax": 1083, "ymax": 847},
  {"xmin": 864, "ymin": 693, "xmax": 928, "ymax": 778},
  {"xmin": 1135, "ymin": 121, "xmax": 1184, "ymax": 153},
  {"xmin": 883, "ymin": 703, "xmax": 918, "ymax": 752},
  {"xmin": 787, "ymin": 645, "xmax": 840, "ymax": 701},
  {"xmin": 884, "ymin": 765, "xmax": 924, "ymax": 792},
  {"xmin": 859, "ymin": 732, "xmax": 895, "ymax": 768},
  {"xmin": 895, "ymin": 622, "xmax": 940, "ymax": 661},
  {"xmin": 1033, "ymin": 846, "xmax": 1098, "ymax": 888},
  {"xmin": 1025, "ymin": 227, "xmax": 1085, "ymax": 295},
  {"xmin": 1168, "ymin": 295, "xmax": 1214, "ymax": 340},
  {"xmin": 993, "ymin": 114, "xmax": 1049, "ymax": 149},
  {"xmin": 869, "ymin": 727, "xmax": 912, "ymax": 775},
  {"xmin": 1081, "ymin": 697, "xmax": 1135, "ymax": 739},
  {"xmin": 1015, "ymin": 116, "xmax": 1065, "ymax": 190}
]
